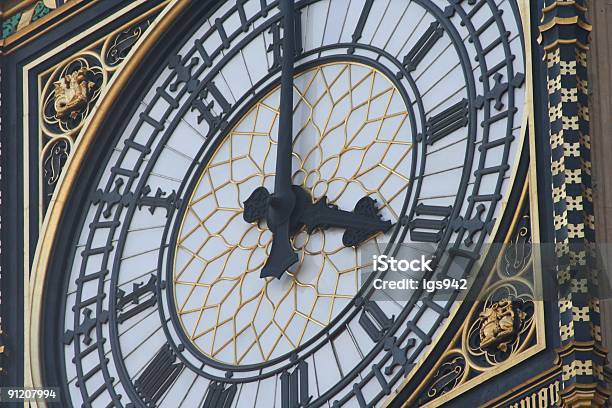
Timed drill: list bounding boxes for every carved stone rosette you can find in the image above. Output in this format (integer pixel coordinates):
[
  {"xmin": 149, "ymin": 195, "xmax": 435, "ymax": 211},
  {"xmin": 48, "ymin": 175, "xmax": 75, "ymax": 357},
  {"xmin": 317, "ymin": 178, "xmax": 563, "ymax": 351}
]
[{"xmin": 539, "ymin": 1, "xmax": 610, "ymax": 406}]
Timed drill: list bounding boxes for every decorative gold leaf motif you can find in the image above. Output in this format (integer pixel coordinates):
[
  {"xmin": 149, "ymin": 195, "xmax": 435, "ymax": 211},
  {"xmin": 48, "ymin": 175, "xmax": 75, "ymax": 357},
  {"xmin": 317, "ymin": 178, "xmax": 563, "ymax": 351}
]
[
  {"xmin": 53, "ymin": 67, "xmax": 96, "ymax": 121},
  {"xmin": 478, "ymin": 298, "xmax": 526, "ymax": 352}
]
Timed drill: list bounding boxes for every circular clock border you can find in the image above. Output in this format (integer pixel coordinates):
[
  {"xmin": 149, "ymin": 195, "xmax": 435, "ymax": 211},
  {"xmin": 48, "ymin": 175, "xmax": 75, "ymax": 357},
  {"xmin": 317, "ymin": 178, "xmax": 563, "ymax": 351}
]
[
  {"xmin": 161, "ymin": 55, "xmax": 423, "ymax": 374},
  {"xmin": 128, "ymin": 2, "xmax": 481, "ymax": 385}
]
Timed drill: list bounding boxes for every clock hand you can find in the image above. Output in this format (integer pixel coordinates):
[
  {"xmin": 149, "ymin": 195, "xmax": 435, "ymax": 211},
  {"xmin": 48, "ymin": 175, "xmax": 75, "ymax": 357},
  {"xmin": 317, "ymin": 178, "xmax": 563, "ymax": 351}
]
[
  {"xmin": 261, "ymin": 220, "xmax": 297, "ymax": 279},
  {"xmin": 254, "ymin": 0, "xmax": 298, "ymax": 279},
  {"xmin": 243, "ymin": 186, "xmax": 301, "ymax": 279},
  {"xmin": 274, "ymin": 0, "xmax": 297, "ymax": 198},
  {"xmin": 244, "ymin": 186, "xmax": 393, "ymax": 252},
  {"xmin": 299, "ymin": 195, "xmax": 393, "ymax": 247}
]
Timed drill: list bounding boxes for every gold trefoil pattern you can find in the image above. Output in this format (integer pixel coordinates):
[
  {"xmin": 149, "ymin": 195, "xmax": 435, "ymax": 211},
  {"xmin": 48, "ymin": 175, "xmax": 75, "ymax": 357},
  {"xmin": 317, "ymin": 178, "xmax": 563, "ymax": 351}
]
[{"xmin": 173, "ymin": 62, "xmax": 414, "ymax": 365}]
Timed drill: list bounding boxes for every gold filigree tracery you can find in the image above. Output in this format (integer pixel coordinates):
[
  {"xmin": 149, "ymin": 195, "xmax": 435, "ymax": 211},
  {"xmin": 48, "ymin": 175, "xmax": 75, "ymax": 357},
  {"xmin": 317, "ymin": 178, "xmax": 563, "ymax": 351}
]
[{"xmin": 173, "ymin": 61, "xmax": 414, "ymax": 365}]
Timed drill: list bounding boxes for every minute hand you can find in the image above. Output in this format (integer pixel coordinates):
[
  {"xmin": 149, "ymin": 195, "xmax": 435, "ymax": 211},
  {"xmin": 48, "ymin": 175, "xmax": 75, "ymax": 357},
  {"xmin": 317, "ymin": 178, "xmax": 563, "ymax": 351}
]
[
  {"xmin": 300, "ymin": 197, "xmax": 393, "ymax": 247},
  {"xmin": 259, "ymin": 0, "xmax": 298, "ymax": 279},
  {"xmin": 274, "ymin": 0, "xmax": 296, "ymax": 196}
]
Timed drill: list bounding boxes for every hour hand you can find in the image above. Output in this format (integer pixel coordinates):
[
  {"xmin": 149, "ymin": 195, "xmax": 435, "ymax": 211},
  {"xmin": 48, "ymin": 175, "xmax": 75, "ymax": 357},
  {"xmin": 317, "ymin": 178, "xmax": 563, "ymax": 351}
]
[
  {"xmin": 261, "ymin": 222, "xmax": 298, "ymax": 279},
  {"xmin": 243, "ymin": 186, "xmax": 298, "ymax": 279},
  {"xmin": 300, "ymin": 196, "xmax": 393, "ymax": 247}
]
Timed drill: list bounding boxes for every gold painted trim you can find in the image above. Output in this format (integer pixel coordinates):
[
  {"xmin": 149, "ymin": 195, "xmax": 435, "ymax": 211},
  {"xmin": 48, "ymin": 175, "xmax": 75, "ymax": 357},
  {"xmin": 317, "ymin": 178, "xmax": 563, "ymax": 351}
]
[
  {"xmin": 543, "ymin": 39, "xmax": 590, "ymax": 51},
  {"xmin": 526, "ymin": 0, "xmax": 546, "ymax": 372},
  {"xmin": 0, "ymin": 0, "xmax": 42, "ymax": 19},
  {"xmin": 482, "ymin": 367, "xmax": 561, "ymax": 408},
  {"xmin": 541, "ymin": 1, "xmax": 587, "ymax": 14},
  {"xmin": 539, "ymin": 16, "xmax": 592, "ymax": 33},
  {"xmin": 555, "ymin": 341, "xmax": 609, "ymax": 358},
  {"xmin": 1, "ymin": 0, "xmax": 95, "ymax": 52},
  {"xmin": 25, "ymin": 0, "xmax": 189, "ymax": 397}
]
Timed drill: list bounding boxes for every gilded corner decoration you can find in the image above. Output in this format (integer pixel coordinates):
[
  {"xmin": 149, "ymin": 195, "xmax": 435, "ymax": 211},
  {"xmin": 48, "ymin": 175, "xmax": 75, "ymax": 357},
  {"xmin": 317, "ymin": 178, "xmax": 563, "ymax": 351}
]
[
  {"xmin": 478, "ymin": 298, "xmax": 528, "ymax": 353},
  {"xmin": 408, "ymin": 186, "xmax": 543, "ymax": 407},
  {"xmin": 40, "ymin": 58, "xmax": 104, "ymax": 198},
  {"xmin": 50, "ymin": 66, "xmax": 99, "ymax": 122},
  {"xmin": 36, "ymin": 4, "xmax": 163, "ymax": 215},
  {"xmin": 539, "ymin": 0, "xmax": 610, "ymax": 406}
]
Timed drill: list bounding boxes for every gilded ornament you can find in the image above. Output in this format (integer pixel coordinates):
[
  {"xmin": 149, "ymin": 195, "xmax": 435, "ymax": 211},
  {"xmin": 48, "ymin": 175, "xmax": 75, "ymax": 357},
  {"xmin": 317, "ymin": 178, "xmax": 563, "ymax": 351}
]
[
  {"xmin": 53, "ymin": 67, "xmax": 96, "ymax": 121},
  {"xmin": 41, "ymin": 55, "xmax": 105, "ymax": 137},
  {"xmin": 478, "ymin": 298, "xmax": 525, "ymax": 352}
]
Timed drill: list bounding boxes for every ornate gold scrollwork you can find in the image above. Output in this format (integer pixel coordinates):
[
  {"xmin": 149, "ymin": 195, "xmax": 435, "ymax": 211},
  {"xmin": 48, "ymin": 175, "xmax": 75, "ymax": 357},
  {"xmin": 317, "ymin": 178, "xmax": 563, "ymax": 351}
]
[
  {"xmin": 470, "ymin": 293, "xmax": 533, "ymax": 363},
  {"xmin": 41, "ymin": 53, "xmax": 106, "ymax": 137},
  {"xmin": 102, "ymin": 19, "xmax": 152, "ymax": 69},
  {"xmin": 418, "ymin": 353, "xmax": 467, "ymax": 405},
  {"xmin": 465, "ymin": 254, "xmax": 535, "ymax": 367},
  {"xmin": 38, "ymin": 54, "xmax": 105, "ymax": 209},
  {"xmin": 42, "ymin": 138, "xmax": 71, "ymax": 188}
]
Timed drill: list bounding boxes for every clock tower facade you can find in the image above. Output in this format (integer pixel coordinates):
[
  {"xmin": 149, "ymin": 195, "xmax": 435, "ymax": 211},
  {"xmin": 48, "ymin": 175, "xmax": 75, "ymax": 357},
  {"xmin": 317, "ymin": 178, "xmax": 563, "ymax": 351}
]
[{"xmin": 0, "ymin": 0, "xmax": 610, "ymax": 406}]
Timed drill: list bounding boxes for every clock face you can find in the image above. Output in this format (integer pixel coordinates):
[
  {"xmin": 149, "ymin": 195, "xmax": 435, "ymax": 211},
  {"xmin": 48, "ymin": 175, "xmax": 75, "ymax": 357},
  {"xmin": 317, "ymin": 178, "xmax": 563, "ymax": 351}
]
[
  {"xmin": 50, "ymin": 0, "xmax": 526, "ymax": 407},
  {"xmin": 173, "ymin": 61, "xmax": 414, "ymax": 366}
]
